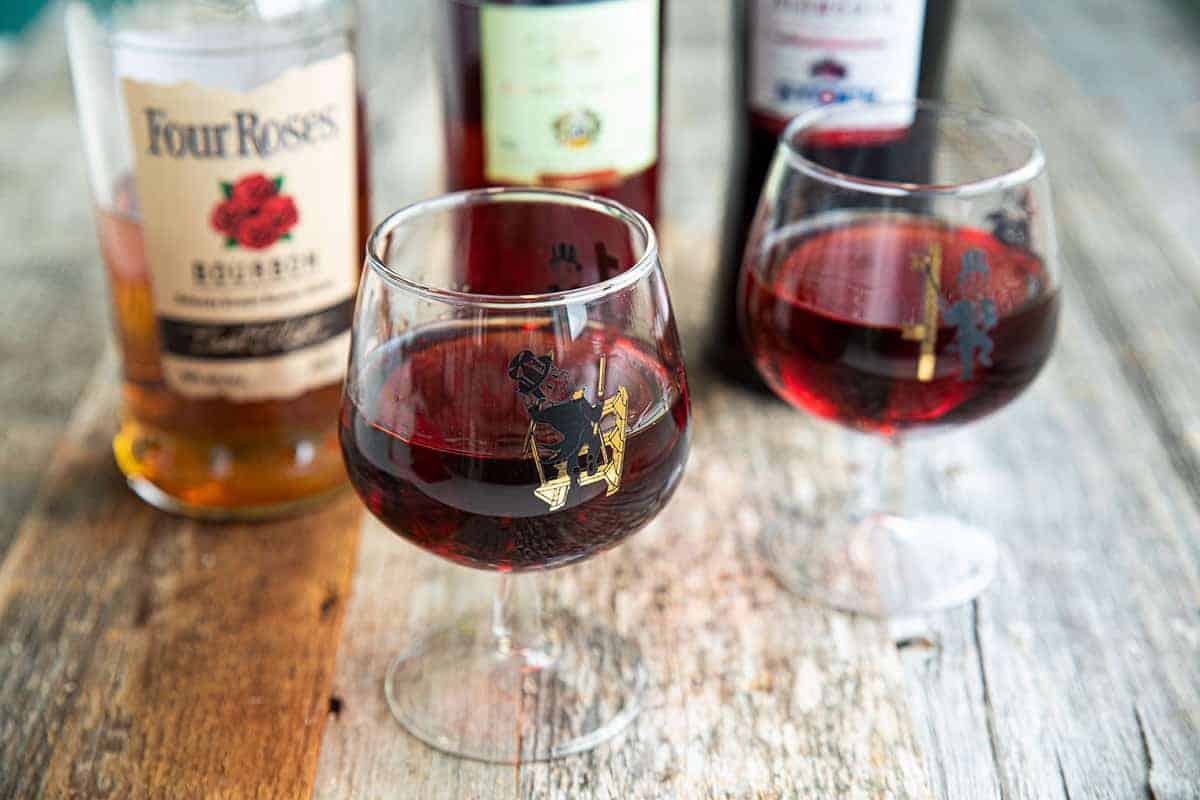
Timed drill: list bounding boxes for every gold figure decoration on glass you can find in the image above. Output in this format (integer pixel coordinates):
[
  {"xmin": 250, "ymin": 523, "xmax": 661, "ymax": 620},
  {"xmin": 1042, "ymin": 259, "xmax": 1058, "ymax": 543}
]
[{"xmin": 511, "ymin": 352, "xmax": 629, "ymax": 512}]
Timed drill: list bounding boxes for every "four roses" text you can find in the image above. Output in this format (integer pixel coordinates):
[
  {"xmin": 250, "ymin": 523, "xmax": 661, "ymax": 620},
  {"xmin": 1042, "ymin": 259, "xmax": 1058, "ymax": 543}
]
[{"xmin": 143, "ymin": 106, "xmax": 339, "ymax": 160}]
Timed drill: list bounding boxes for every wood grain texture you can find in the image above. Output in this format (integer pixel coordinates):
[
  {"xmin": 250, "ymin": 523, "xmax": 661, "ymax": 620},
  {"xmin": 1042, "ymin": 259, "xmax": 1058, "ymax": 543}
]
[
  {"xmin": 313, "ymin": 371, "xmax": 933, "ymax": 800},
  {"xmin": 3, "ymin": 0, "xmax": 1200, "ymax": 796},
  {"xmin": 899, "ymin": 2, "xmax": 1200, "ymax": 799},
  {"xmin": 1013, "ymin": 0, "xmax": 1200, "ymax": 261},
  {"xmin": 0, "ymin": 19, "xmax": 109, "ymax": 562},
  {"xmin": 0, "ymin": 364, "xmax": 363, "ymax": 798},
  {"xmin": 314, "ymin": 3, "xmax": 933, "ymax": 797},
  {"xmin": 314, "ymin": 0, "xmax": 1200, "ymax": 797}
]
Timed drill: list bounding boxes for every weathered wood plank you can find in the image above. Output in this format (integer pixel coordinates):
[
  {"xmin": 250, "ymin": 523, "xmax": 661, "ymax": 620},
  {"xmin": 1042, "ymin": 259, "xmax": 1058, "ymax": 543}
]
[
  {"xmin": 900, "ymin": 2, "xmax": 1200, "ymax": 798},
  {"xmin": 314, "ymin": 368, "xmax": 934, "ymax": 800},
  {"xmin": 322, "ymin": 0, "xmax": 1200, "ymax": 796},
  {"xmin": 0, "ymin": 19, "xmax": 109, "ymax": 562},
  {"xmin": 314, "ymin": 2, "xmax": 933, "ymax": 797},
  {"xmin": 901, "ymin": 292, "xmax": 1200, "ymax": 799},
  {"xmin": 1013, "ymin": 0, "xmax": 1200, "ymax": 261},
  {"xmin": 4, "ymin": 0, "xmax": 1200, "ymax": 796},
  {"xmin": 0, "ymin": 364, "xmax": 363, "ymax": 799},
  {"xmin": 967, "ymin": 0, "xmax": 1200, "ymax": 508}
]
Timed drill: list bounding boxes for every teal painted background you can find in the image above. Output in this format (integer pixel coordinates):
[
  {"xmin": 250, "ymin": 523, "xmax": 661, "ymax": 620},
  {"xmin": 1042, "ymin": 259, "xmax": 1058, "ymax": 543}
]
[{"xmin": 1, "ymin": 0, "xmax": 49, "ymax": 35}]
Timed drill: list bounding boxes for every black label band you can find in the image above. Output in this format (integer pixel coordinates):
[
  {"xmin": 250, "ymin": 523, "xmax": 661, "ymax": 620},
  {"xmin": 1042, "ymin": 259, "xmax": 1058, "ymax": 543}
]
[{"xmin": 157, "ymin": 298, "xmax": 354, "ymax": 360}]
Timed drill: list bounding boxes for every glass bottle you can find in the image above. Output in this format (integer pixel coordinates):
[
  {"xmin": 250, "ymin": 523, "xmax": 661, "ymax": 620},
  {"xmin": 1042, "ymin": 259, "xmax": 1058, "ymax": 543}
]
[
  {"xmin": 435, "ymin": 0, "xmax": 665, "ymax": 224},
  {"xmin": 66, "ymin": 0, "xmax": 370, "ymax": 518},
  {"xmin": 711, "ymin": 0, "xmax": 959, "ymax": 386}
]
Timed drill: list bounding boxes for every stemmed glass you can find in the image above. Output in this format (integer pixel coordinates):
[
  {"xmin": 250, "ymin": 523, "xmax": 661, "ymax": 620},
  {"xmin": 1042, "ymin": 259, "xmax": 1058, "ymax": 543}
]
[
  {"xmin": 738, "ymin": 100, "xmax": 1061, "ymax": 616},
  {"xmin": 341, "ymin": 188, "xmax": 690, "ymax": 761}
]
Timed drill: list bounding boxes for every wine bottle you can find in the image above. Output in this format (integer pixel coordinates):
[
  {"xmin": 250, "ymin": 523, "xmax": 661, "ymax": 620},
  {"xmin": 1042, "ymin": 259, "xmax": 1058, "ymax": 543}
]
[
  {"xmin": 436, "ymin": 0, "xmax": 665, "ymax": 224},
  {"xmin": 711, "ymin": 0, "xmax": 958, "ymax": 386}
]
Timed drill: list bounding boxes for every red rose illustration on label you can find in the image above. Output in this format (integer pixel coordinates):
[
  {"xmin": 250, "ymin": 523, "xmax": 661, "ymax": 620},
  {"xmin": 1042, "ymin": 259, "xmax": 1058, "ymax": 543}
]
[{"xmin": 210, "ymin": 172, "xmax": 300, "ymax": 250}]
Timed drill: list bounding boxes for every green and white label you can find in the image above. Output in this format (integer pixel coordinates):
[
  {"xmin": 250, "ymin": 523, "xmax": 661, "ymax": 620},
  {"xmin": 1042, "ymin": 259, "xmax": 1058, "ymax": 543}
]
[{"xmin": 481, "ymin": 0, "xmax": 660, "ymax": 188}]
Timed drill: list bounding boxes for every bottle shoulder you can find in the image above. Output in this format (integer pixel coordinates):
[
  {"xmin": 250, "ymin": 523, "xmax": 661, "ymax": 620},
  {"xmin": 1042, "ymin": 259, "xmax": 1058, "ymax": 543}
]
[{"xmin": 86, "ymin": 0, "xmax": 355, "ymax": 50}]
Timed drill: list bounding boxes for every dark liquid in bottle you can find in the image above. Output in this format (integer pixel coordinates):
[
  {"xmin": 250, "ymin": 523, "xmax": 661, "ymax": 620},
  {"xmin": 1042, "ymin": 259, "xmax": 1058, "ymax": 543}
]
[
  {"xmin": 712, "ymin": 0, "xmax": 959, "ymax": 386},
  {"xmin": 437, "ymin": 0, "xmax": 664, "ymax": 224}
]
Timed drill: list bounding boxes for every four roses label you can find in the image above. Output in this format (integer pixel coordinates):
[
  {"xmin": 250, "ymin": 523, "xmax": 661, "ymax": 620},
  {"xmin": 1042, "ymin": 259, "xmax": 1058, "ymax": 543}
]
[{"xmin": 209, "ymin": 173, "xmax": 299, "ymax": 250}]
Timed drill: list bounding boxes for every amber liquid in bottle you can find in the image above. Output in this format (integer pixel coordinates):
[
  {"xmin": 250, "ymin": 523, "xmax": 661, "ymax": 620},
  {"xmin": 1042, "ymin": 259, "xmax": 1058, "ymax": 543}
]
[{"xmin": 98, "ymin": 134, "xmax": 370, "ymax": 518}]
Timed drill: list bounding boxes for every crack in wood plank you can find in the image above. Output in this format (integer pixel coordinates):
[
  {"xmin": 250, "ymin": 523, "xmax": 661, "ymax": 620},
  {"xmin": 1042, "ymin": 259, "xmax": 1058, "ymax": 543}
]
[
  {"xmin": 1135, "ymin": 705, "xmax": 1160, "ymax": 800},
  {"xmin": 1055, "ymin": 750, "xmax": 1073, "ymax": 800},
  {"xmin": 972, "ymin": 601, "xmax": 1009, "ymax": 800}
]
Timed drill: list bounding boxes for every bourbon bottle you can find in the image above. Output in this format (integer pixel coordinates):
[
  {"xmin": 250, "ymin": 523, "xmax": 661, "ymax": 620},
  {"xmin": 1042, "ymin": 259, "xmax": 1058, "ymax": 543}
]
[{"xmin": 66, "ymin": 0, "xmax": 369, "ymax": 518}]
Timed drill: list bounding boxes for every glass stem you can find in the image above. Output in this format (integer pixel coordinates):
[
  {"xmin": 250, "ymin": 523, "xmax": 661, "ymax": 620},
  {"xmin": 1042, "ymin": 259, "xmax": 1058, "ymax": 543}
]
[
  {"xmin": 860, "ymin": 433, "xmax": 906, "ymax": 518},
  {"xmin": 491, "ymin": 572, "xmax": 551, "ymax": 667}
]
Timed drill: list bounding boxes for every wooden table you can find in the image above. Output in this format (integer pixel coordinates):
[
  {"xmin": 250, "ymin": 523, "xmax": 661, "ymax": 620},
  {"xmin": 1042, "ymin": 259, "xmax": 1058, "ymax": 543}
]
[{"xmin": 3, "ymin": 0, "xmax": 1200, "ymax": 796}]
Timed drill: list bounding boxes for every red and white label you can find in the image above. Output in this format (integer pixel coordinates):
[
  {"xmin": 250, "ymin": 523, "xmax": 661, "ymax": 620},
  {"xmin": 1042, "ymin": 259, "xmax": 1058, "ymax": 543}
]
[{"xmin": 750, "ymin": 0, "xmax": 926, "ymax": 131}]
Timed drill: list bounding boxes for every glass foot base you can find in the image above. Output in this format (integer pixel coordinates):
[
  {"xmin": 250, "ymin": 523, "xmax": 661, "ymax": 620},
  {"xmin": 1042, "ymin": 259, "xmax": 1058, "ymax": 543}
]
[
  {"xmin": 384, "ymin": 612, "xmax": 647, "ymax": 762},
  {"xmin": 764, "ymin": 513, "xmax": 998, "ymax": 616}
]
